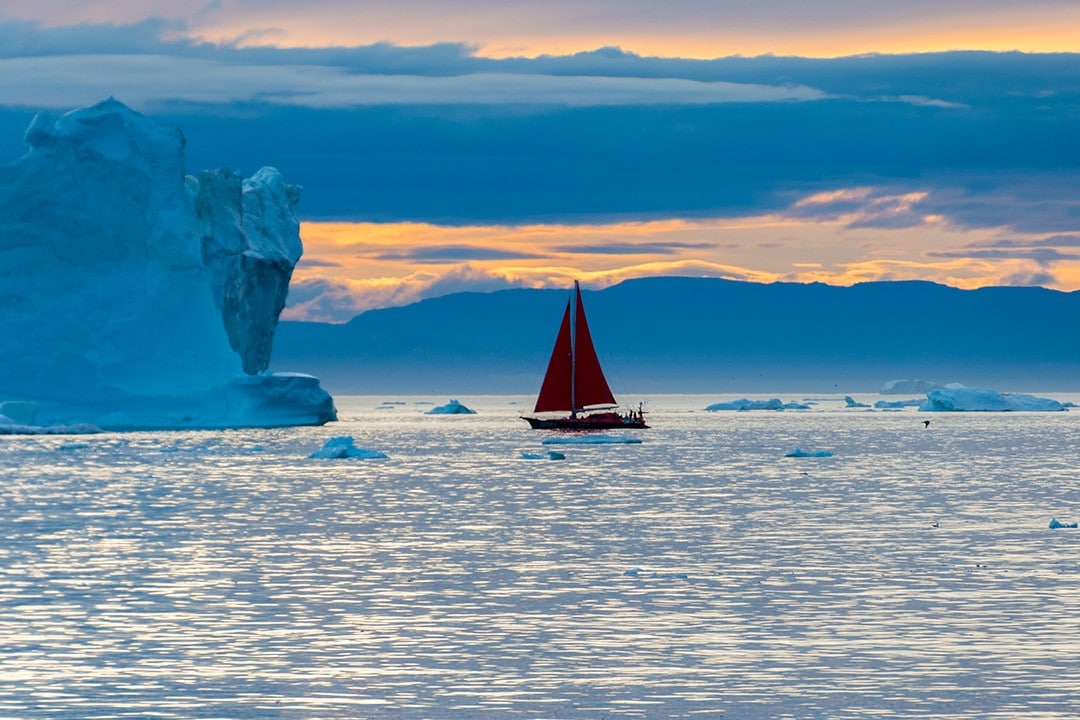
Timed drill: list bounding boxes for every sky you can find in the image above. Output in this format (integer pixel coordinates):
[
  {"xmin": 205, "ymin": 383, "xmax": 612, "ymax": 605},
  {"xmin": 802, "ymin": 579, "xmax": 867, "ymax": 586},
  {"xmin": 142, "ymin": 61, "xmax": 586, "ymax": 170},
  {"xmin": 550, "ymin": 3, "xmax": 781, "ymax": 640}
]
[{"xmin": 0, "ymin": 1, "xmax": 1078, "ymax": 322}]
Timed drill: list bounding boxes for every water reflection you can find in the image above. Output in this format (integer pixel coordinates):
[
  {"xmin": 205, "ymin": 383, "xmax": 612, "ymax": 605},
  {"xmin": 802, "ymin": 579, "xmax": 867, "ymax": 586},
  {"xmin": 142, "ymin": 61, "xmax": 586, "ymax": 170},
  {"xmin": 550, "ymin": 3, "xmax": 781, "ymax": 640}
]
[{"xmin": 1, "ymin": 395, "xmax": 1079, "ymax": 718}]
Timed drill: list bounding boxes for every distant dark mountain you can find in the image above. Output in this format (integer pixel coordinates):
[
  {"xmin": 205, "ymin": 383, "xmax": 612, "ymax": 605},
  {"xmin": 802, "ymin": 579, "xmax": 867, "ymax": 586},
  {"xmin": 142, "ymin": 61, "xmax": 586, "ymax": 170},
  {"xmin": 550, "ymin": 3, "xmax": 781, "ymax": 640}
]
[{"xmin": 272, "ymin": 277, "xmax": 1080, "ymax": 395}]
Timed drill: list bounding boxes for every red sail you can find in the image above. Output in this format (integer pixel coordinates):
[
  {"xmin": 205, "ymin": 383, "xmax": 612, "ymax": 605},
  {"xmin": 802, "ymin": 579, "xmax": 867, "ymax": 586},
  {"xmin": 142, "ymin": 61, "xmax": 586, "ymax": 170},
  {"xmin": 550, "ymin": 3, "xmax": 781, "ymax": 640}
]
[{"xmin": 533, "ymin": 284, "xmax": 616, "ymax": 413}]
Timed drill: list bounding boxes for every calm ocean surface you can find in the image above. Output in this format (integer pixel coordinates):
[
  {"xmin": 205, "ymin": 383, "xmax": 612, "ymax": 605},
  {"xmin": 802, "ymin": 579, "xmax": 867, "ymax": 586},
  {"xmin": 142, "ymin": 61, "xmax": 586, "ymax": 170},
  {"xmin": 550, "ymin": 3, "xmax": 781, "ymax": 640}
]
[{"xmin": 2, "ymin": 394, "xmax": 1079, "ymax": 719}]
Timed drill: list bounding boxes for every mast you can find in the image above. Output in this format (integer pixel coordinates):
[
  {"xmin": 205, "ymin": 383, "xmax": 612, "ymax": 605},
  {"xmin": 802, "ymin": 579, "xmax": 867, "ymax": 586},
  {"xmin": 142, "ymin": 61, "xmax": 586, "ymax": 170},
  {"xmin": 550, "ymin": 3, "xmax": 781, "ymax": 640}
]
[{"xmin": 570, "ymin": 280, "xmax": 578, "ymax": 418}]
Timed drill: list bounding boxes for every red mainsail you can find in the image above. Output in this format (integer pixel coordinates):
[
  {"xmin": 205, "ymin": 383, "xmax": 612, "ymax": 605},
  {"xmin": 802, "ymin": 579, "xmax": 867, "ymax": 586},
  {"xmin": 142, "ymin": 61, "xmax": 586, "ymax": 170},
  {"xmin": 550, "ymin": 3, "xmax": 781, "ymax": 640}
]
[{"xmin": 533, "ymin": 282, "xmax": 616, "ymax": 413}]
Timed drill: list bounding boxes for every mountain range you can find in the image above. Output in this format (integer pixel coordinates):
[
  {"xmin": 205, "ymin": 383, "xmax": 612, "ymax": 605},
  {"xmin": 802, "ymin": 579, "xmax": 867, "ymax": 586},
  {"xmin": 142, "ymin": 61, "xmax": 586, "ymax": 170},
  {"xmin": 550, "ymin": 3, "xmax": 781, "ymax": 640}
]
[{"xmin": 272, "ymin": 277, "xmax": 1080, "ymax": 395}]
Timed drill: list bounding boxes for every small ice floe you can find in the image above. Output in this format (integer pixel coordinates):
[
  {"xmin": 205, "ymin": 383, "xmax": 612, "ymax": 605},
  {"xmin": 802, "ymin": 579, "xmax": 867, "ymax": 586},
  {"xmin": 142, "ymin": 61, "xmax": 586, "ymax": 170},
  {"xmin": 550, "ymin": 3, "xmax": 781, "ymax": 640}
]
[
  {"xmin": 425, "ymin": 399, "xmax": 476, "ymax": 415},
  {"xmin": 624, "ymin": 568, "xmax": 689, "ymax": 580},
  {"xmin": 542, "ymin": 435, "xmax": 642, "ymax": 445},
  {"xmin": 521, "ymin": 451, "xmax": 566, "ymax": 460},
  {"xmin": 874, "ymin": 399, "xmax": 923, "ymax": 409},
  {"xmin": 1049, "ymin": 518, "xmax": 1079, "ymax": 529},
  {"xmin": 844, "ymin": 395, "xmax": 870, "ymax": 408},
  {"xmin": 785, "ymin": 448, "xmax": 833, "ymax": 458},
  {"xmin": 310, "ymin": 436, "xmax": 387, "ymax": 460},
  {"xmin": 705, "ymin": 398, "xmax": 810, "ymax": 411}
]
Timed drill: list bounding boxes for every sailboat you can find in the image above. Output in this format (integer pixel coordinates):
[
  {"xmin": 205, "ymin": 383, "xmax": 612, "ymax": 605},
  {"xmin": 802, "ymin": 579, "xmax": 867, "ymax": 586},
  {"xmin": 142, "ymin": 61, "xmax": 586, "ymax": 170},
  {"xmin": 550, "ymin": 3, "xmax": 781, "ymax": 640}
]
[{"xmin": 522, "ymin": 281, "xmax": 648, "ymax": 430}]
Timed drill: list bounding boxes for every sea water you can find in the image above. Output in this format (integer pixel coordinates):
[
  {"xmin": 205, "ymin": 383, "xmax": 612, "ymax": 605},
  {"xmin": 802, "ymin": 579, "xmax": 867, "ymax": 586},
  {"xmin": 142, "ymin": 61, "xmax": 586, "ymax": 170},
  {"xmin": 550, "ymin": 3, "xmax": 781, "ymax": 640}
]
[{"xmin": 1, "ymin": 394, "xmax": 1079, "ymax": 719}]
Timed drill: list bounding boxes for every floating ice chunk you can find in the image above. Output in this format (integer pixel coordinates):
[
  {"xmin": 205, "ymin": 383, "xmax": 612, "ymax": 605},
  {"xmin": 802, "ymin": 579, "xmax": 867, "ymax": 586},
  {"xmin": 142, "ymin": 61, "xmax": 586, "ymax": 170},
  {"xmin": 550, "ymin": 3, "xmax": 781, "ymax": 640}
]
[
  {"xmin": 426, "ymin": 399, "xmax": 476, "ymax": 415},
  {"xmin": 1049, "ymin": 518, "xmax": 1078, "ymax": 529},
  {"xmin": 310, "ymin": 436, "xmax": 387, "ymax": 459},
  {"xmin": 542, "ymin": 435, "xmax": 643, "ymax": 445},
  {"xmin": 874, "ymin": 399, "xmax": 923, "ymax": 408},
  {"xmin": 920, "ymin": 386, "xmax": 1066, "ymax": 412},
  {"xmin": 785, "ymin": 448, "xmax": 834, "ymax": 458},
  {"xmin": 881, "ymin": 379, "xmax": 941, "ymax": 395},
  {"xmin": 521, "ymin": 451, "xmax": 567, "ymax": 460},
  {"xmin": 844, "ymin": 396, "xmax": 870, "ymax": 408},
  {"xmin": 706, "ymin": 398, "xmax": 811, "ymax": 411},
  {"xmin": 706, "ymin": 398, "xmax": 783, "ymax": 411}
]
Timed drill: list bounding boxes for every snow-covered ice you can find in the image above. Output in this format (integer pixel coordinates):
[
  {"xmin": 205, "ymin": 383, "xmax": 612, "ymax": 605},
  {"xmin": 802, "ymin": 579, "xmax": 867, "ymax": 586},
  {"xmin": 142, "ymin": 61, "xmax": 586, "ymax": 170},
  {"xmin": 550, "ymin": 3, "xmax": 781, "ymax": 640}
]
[
  {"xmin": 542, "ymin": 434, "xmax": 643, "ymax": 444},
  {"xmin": 426, "ymin": 399, "xmax": 477, "ymax": 415},
  {"xmin": 0, "ymin": 99, "xmax": 335, "ymax": 430},
  {"xmin": 309, "ymin": 435, "xmax": 387, "ymax": 459},
  {"xmin": 920, "ymin": 386, "xmax": 1066, "ymax": 412}
]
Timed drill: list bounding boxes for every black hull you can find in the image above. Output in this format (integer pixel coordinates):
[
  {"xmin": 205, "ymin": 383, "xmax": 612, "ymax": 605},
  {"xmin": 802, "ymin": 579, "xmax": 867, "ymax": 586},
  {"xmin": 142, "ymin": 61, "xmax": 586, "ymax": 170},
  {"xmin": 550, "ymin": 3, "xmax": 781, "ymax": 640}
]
[{"xmin": 523, "ymin": 414, "xmax": 648, "ymax": 430}]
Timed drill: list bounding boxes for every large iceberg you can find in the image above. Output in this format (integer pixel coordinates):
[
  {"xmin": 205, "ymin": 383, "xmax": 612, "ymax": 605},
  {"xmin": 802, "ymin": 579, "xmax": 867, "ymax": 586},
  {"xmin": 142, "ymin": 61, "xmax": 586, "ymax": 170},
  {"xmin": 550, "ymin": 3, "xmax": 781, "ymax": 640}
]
[
  {"xmin": 919, "ymin": 386, "xmax": 1066, "ymax": 412},
  {"xmin": 0, "ymin": 99, "xmax": 335, "ymax": 430}
]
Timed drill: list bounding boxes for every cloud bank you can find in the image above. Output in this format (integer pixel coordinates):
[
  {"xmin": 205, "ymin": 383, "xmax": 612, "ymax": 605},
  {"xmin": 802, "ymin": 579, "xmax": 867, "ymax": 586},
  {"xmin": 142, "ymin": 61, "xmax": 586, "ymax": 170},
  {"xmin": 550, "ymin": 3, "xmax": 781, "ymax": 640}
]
[{"xmin": 1, "ymin": 18, "xmax": 1076, "ymax": 319}]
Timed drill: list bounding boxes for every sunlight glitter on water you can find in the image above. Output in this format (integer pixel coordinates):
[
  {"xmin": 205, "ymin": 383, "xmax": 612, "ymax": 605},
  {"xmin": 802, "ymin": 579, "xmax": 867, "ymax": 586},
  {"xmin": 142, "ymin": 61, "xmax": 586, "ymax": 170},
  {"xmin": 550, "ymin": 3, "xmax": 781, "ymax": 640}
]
[{"xmin": 1, "ymin": 394, "xmax": 1079, "ymax": 718}]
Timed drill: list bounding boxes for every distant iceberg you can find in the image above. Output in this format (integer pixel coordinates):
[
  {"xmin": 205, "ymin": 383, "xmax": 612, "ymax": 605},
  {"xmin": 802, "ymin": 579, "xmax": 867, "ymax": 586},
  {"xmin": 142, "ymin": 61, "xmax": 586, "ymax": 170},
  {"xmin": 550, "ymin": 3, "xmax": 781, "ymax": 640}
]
[
  {"xmin": 874, "ymin": 399, "xmax": 923, "ymax": 409},
  {"xmin": 426, "ymin": 399, "xmax": 477, "ymax": 415},
  {"xmin": 844, "ymin": 396, "xmax": 870, "ymax": 408},
  {"xmin": 785, "ymin": 448, "xmax": 834, "ymax": 458},
  {"xmin": 881, "ymin": 379, "xmax": 942, "ymax": 395},
  {"xmin": 706, "ymin": 398, "xmax": 808, "ymax": 411},
  {"xmin": 1049, "ymin": 518, "xmax": 1078, "ymax": 529},
  {"xmin": 919, "ymin": 386, "xmax": 1066, "ymax": 412},
  {"xmin": 310, "ymin": 436, "xmax": 387, "ymax": 460},
  {"xmin": 0, "ymin": 421, "xmax": 102, "ymax": 435},
  {"xmin": 542, "ymin": 435, "xmax": 643, "ymax": 445}
]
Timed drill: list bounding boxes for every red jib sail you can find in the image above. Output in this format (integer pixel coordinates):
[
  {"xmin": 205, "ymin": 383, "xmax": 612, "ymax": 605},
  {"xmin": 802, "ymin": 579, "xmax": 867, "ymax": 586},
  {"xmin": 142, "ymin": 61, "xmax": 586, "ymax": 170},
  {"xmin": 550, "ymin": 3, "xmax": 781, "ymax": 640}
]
[{"xmin": 533, "ymin": 283, "xmax": 616, "ymax": 413}]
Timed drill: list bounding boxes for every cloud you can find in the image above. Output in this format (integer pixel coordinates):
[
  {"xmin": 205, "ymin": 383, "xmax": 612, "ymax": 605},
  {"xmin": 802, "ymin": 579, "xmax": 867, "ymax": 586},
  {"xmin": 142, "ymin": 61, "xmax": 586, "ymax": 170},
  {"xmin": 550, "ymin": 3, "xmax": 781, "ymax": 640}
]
[
  {"xmin": 789, "ymin": 188, "xmax": 935, "ymax": 229},
  {"xmin": 283, "ymin": 265, "xmax": 525, "ymax": 321},
  {"xmin": 927, "ymin": 247, "xmax": 1078, "ymax": 265},
  {"xmin": 5, "ymin": 2, "xmax": 1078, "ymax": 58},
  {"xmin": 966, "ymin": 234, "xmax": 1080, "ymax": 249},
  {"xmin": 555, "ymin": 241, "xmax": 714, "ymax": 255},
  {"xmin": 372, "ymin": 244, "xmax": 545, "ymax": 262},
  {"xmin": 0, "ymin": 54, "xmax": 831, "ymax": 109}
]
